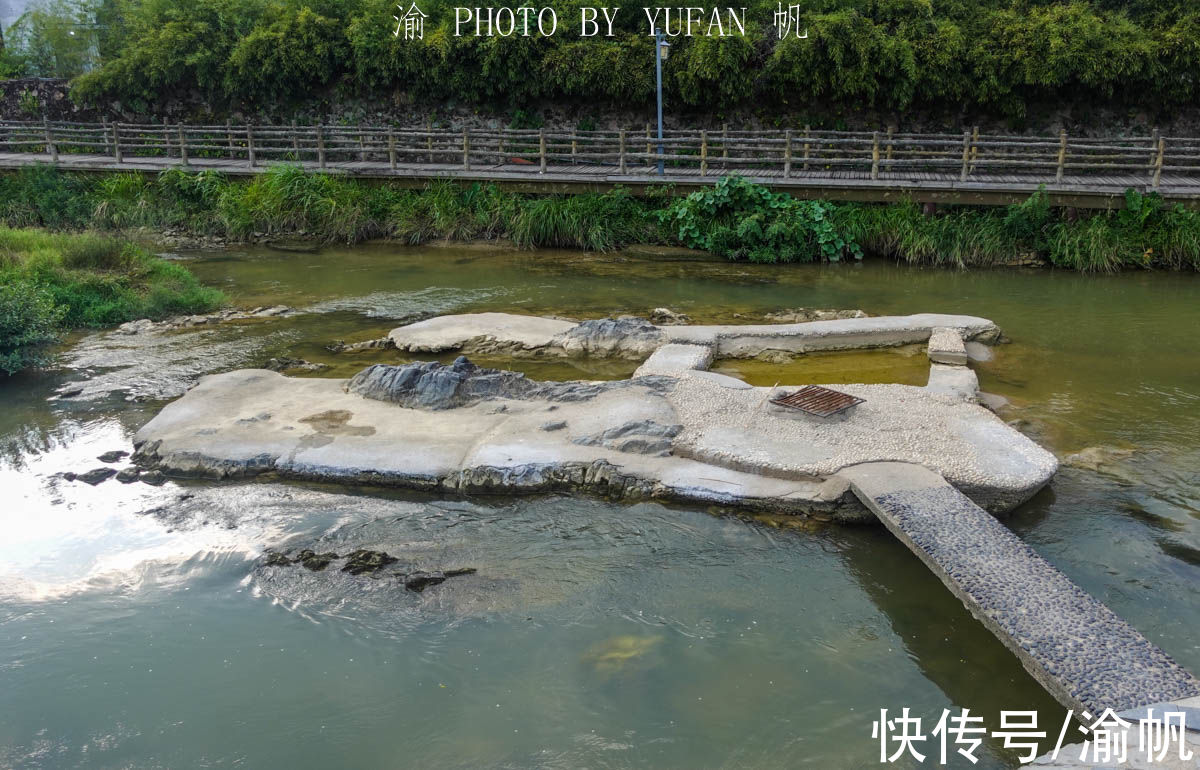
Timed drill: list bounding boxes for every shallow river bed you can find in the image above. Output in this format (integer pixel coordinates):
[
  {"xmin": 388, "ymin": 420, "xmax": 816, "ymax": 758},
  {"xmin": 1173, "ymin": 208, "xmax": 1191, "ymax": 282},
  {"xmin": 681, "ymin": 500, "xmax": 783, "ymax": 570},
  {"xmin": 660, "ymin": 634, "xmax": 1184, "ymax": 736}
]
[{"xmin": 1, "ymin": 244, "xmax": 1198, "ymax": 768}]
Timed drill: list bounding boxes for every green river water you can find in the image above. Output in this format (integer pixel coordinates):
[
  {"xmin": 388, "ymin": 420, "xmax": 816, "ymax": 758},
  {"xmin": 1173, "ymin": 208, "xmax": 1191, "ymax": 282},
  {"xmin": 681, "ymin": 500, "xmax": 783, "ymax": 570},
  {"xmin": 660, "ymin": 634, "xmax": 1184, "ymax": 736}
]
[{"xmin": 1, "ymin": 244, "xmax": 1198, "ymax": 768}]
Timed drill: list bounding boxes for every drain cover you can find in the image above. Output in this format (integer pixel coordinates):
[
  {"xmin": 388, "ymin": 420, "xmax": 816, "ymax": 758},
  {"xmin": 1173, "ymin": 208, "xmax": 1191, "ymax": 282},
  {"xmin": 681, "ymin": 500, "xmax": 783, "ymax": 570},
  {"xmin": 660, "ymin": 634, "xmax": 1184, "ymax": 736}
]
[{"xmin": 769, "ymin": 385, "xmax": 864, "ymax": 418}]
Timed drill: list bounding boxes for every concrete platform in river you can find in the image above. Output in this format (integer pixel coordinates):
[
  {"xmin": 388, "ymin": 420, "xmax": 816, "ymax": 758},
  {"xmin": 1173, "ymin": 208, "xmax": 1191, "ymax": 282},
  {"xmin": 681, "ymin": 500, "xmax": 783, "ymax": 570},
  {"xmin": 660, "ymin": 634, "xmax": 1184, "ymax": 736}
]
[{"xmin": 132, "ymin": 313, "xmax": 1053, "ymax": 519}]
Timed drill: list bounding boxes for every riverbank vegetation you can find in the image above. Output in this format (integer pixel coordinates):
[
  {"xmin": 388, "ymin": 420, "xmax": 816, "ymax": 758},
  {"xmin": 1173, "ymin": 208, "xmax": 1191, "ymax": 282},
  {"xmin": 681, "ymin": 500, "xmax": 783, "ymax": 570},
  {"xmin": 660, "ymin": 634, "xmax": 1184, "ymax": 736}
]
[
  {"xmin": 2, "ymin": 165, "xmax": 1199, "ymax": 273},
  {"xmin": 3, "ymin": 0, "xmax": 1198, "ymax": 124},
  {"xmin": 0, "ymin": 227, "xmax": 224, "ymax": 374}
]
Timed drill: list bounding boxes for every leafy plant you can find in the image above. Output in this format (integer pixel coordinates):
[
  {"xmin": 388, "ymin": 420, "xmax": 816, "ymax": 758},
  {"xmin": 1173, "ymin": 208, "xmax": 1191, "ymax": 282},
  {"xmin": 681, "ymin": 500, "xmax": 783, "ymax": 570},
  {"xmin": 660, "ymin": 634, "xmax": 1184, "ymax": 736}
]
[
  {"xmin": 660, "ymin": 176, "xmax": 862, "ymax": 263},
  {"xmin": 0, "ymin": 279, "xmax": 63, "ymax": 375}
]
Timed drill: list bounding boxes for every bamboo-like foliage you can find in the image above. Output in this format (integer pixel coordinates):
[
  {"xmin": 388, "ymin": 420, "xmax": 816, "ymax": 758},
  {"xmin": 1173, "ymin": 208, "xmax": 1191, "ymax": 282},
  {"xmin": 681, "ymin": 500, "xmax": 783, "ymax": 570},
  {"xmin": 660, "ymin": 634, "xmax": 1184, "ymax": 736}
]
[{"xmin": 27, "ymin": 0, "xmax": 1192, "ymax": 119}]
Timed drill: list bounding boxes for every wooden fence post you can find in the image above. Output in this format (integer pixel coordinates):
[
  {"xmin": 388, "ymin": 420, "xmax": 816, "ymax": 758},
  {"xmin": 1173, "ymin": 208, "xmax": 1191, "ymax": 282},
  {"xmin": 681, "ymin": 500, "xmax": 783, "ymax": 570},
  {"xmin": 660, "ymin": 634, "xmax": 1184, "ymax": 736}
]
[
  {"xmin": 317, "ymin": 123, "xmax": 326, "ymax": 169},
  {"xmin": 645, "ymin": 123, "xmax": 651, "ymax": 166},
  {"xmin": 291, "ymin": 119, "xmax": 300, "ymax": 158},
  {"xmin": 700, "ymin": 129, "xmax": 708, "ymax": 176},
  {"xmin": 969, "ymin": 125, "xmax": 979, "ymax": 172},
  {"xmin": 802, "ymin": 125, "xmax": 810, "ymax": 171},
  {"xmin": 619, "ymin": 129, "xmax": 626, "ymax": 174},
  {"xmin": 426, "ymin": 118, "xmax": 433, "ymax": 163},
  {"xmin": 871, "ymin": 131, "xmax": 880, "ymax": 180},
  {"xmin": 462, "ymin": 128, "xmax": 470, "ymax": 170},
  {"xmin": 1148, "ymin": 129, "xmax": 1159, "ymax": 171},
  {"xmin": 1152, "ymin": 136, "xmax": 1165, "ymax": 189},
  {"xmin": 783, "ymin": 129, "xmax": 792, "ymax": 178},
  {"xmin": 226, "ymin": 120, "xmax": 234, "ymax": 158},
  {"xmin": 113, "ymin": 122, "xmax": 122, "ymax": 163},
  {"xmin": 497, "ymin": 131, "xmax": 505, "ymax": 164},
  {"xmin": 102, "ymin": 118, "xmax": 111, "ymax": 155},
  {"xmin": 359, "ymin": 130, "xmax": 367, "ymax": 163},
  {"xmin": 178, "ymin": 123, "xmax": 188, "ymax": 166},
  {"xmin": 571, "ymin": 134, "xmax": 578, "ymax": 165},
  {"xmin": 1056, "ymin": 130, "xmax": 1068, "ymax": 183},
  {"xmin": 539, "ymin": 128, "xmax": 546, "ymax": 172},
  {"xmin": 162, "ymin": 124, "xmax": 171, "ymax": 159},
  {"xmin": 246, "ymin": 124, "xmax": 256, "ymax": 167},
  {"xmin": 960, "ymin": 130, "xmax": 971, "ymax": 181},
  {"xmin": 43, "ymin": 117, "xmax": 58, "ymax": 162},
  {"xmin": 721, "ymin": 122, "xmax": 728, "ymax": 166},
  {"xmin": 388, "ymin": 126, "xmax": 397, "ymax": 170},
  {"xmin": 885, "ymin": 125, "xmax": 894, "ymax": 162}
]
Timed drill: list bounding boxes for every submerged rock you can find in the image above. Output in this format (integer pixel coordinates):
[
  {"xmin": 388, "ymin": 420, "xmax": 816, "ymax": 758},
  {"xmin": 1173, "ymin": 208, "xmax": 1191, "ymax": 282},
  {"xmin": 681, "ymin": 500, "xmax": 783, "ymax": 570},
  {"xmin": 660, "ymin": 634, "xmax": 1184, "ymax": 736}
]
[
  {"xmin": 264, "ymin": 357, "xmax": 328, "ymax": 373},
  {"xmin": 341, "ymin": 549, "xmax": 399, "ymax": 575},
  {"xmin": 762, "ymin": 308, "xmax": 868, "ymax": 323},
  {"xmin": 401, "ymin": 571, "xmax": 446, "ymax": 592},
  {"xmin": 582, "ymin": 635, "xmax": 664, "ymax": 673},
  {"xmin": 263, "ymin": 546, "xmax": 476, "ymax": 591},
  {"xmin": 264, "ymin": 551, "xmax": 293, "ymax": 567},
  {"xmin": 1063, "ymin": 446, "xmax": 1135, "ymax": 471},
  {"xmin": 297, "ymin": 550, "xmax": 338, "ymax": 571},
  {"xmin": 326, "ymin": 337, "xmax": 396, "ymax": 354},
  {"xmin": 649, "ymin": 307, "xmax": 691, "ymax": 325}
]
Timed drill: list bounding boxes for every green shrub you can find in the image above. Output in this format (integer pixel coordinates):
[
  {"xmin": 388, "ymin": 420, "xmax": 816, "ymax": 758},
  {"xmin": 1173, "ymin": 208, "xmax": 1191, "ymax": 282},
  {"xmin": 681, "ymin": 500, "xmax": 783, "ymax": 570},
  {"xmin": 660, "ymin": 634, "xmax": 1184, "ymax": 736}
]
[
  {"xmin": 660, "ymin": 176, "xmax": 862, "ymax": 262},
  {"xmin": 0, "ymin": 278, "xmax": 63, "ymax": 375}
]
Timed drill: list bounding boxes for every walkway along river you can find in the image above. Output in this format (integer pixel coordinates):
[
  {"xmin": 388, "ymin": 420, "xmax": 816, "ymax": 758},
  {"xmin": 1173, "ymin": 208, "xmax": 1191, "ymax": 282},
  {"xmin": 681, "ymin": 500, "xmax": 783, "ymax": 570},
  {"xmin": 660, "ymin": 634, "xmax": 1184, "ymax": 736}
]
[{"xmin": 4, "ymin": 120, "xmax": 1200, "ymax": 208}]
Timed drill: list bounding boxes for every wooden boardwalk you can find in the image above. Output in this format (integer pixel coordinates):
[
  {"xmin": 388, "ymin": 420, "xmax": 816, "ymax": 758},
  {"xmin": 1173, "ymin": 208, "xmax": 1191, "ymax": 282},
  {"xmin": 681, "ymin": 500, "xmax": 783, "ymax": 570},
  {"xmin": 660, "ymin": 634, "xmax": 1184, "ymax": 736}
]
[{"xmin": 4, "ymin": 118, "xmax": 1200, "ymax": 208}]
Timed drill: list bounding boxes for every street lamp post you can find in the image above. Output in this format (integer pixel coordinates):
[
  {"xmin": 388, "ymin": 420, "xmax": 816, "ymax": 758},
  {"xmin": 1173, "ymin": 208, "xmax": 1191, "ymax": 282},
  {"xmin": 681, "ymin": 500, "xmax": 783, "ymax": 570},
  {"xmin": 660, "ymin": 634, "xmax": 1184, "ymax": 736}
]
[{"xmin": 654, "ymin": 29, "xmax": 670, "ymax": 175}]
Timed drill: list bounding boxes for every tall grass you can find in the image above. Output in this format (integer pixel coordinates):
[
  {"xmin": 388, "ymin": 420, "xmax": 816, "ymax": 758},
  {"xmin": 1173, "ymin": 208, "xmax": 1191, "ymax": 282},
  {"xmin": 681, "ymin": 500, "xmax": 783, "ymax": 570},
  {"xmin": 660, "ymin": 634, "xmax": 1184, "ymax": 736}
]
[
  {"xmin": 0, "ymin": 227, "xmax": 225, "ymax": 373},
  {"xmin": 836, "ymin": 189, "xmax": 1200, "ymax": 272},
  {"xmin": 1, "ymin": 166, "xmax": 1198, "ymax": 271}
]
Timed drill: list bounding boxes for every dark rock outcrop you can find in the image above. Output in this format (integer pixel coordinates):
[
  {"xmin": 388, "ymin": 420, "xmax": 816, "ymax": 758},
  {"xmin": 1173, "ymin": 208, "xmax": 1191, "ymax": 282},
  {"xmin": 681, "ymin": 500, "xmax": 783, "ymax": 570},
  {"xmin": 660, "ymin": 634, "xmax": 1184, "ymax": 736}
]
[
  {"xmin": 98, "ymin": 450, "xmax": 129, "ymax": 463},
  {"xmin": 341, "ymin": 549, "xmax": 399, "ymax": 575},
  {"xmin": 346, "ymin": 357, "xmax": 674, "ymax": 410},
  {"xmin": 76, "ymin": 468, "xmax": 118, "ymax": 485},
  {"xmin": 553, "ymin": 317, "xmax": 664, "ymax": 357},
  {"xmin": 264, "ymin": 548, "xmax": 476, "ymax": 591},
  {"xmin": 573, "ymin": 420, "xmax": 682, "ymax": 457}
]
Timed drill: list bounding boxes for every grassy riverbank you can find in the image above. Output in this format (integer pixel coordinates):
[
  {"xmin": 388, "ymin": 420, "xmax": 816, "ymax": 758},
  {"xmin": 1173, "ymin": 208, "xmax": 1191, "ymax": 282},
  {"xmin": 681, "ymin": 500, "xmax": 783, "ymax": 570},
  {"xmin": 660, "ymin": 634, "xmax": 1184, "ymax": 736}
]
[
  {"xmin": 0, "ymin": 228, "xmax": 224, "ymax": 374},
  {"xmin": 2, "ymin": 165, "xmax": 1200, "ymax": 272}
]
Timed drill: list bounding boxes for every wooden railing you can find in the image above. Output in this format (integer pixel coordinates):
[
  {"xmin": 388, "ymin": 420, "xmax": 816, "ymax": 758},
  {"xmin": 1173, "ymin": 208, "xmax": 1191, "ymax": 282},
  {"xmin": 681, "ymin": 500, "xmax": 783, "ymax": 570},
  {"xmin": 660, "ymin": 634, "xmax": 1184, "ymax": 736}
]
[{"xmin": 2, "ymin": 118, "xmax": 1199, "ymax": 188}]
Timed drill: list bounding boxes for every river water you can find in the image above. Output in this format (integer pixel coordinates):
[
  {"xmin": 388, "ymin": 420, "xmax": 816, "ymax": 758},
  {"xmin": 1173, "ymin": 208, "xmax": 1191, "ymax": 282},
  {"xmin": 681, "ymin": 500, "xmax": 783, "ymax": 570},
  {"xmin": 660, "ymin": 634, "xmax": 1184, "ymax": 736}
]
[{"xmin": 1, "ymin": 244, "xmax": 1197, "ymax": 768}]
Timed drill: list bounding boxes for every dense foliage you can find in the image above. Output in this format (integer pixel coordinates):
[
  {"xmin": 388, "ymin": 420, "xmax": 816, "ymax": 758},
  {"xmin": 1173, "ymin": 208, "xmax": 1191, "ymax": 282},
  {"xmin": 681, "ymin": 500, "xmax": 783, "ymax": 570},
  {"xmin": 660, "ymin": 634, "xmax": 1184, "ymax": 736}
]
[
  {"xmin": 661, "ymin": 176, "xmax": 862, "ymax": 262},
  {"xmin": 2, "ymin": 166, "xmax": 1199, "ymax": 273},
  {"xmin": 2, "ymin": 0, "xmax": 1196, "ymax": 121},
  {"xmin": 0, "ymin": 226, "xmax": 225, "ymax": 374}
]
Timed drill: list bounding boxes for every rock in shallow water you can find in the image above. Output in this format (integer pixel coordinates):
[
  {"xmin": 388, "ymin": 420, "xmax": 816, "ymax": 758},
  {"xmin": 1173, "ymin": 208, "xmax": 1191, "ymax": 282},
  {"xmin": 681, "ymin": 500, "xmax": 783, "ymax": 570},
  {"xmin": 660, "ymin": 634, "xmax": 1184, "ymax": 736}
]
[
  {"xmin": 76, "ymin": 467, "xmax": 118, "ymax": 485},
  {"xmin": 115, "ymin": 467, "xmax": 141, "ymax": 483},
  {"xmin": 342, "ymin": 549, "xmax": 399, "ymax": 575},
  {"xmin": 264, "ymin": 548, "xmax": 476, "ymax": 591}
]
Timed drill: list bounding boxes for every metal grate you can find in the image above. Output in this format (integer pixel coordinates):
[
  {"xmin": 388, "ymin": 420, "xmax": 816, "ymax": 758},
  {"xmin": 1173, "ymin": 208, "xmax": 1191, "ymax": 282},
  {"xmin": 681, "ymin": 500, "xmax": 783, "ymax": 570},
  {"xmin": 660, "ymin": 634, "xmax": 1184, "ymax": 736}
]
[{"xmin": 769, "ymin": 385, "xmax": 865, "ymax": 418}]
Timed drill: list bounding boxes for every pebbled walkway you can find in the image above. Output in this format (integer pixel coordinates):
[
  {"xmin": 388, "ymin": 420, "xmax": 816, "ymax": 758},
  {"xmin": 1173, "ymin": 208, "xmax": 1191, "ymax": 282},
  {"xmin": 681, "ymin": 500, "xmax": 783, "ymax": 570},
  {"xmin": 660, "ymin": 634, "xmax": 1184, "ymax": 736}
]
[{"xmin": 839, "ymin": 461, "xmax": 1200, "ymax": 714}]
